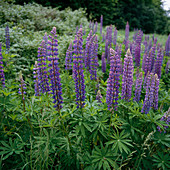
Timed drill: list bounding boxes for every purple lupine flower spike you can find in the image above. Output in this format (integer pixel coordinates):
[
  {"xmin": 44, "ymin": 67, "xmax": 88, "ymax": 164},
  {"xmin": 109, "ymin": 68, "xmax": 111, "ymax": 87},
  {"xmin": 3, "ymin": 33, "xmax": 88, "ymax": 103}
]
[
  {"xmin": 134, "ymin": 44, "xmax": 140, "ymax": 67},
  {"xmin": 121, "ymin": 49, "xmax": 134, "ymax": 101},
  {"xmin": 108, "ymin": 25, "xmax": 113, "ymax": 46},
  {"xmin": 134, "ymin": 72, "xmax": 143, "ymax": 102},
  {"xmin": 5, "ymin": 25, "xmax": 10, "ymax": 53},
  {"xmin": 48, "ymin": 27, "xmax": 63, "ymax": 110},
  {"xmin": 102, "ymin": 52, "xmax": 106, "ymax": 73},
  {"xmin": 84, "ymin": 28, "xmax": 86, "ymax": 35},
  {"xmin": 90, "ymin": 35, "xmax": 98, "ymax": 80},
  {"xmin": 92, "ymin": 21, "xmax": 94, "ymax": 33},
  {"xmin": 150, "ymin": 44, "xmax": 156, "ymax": 71},
  {"xmin": 80, "ymin": 24, "xmax": 83, "ymax": 29},
  {"xmin": 85, "ymin": 30, "xmax": 93, "ymax": 63},
  {"xmin": 117, "ymin": 44, "xmax": 122, "ymax": 58},
  {"xmin": 131, "ymin": 41, "xmax": 136, "ymax": 58},
  {"xmin": 133, "ymin": 28, "xmax": 138, "ymax": 41},
  {"xmin": 96, "ymin": 90, "xmax": 103, "ymax": 103},
  {"xmin": 102, "ymin": 33, "xmax": 105, "ymax": 42},
  {"xmin": 33, "ymin": 61, "xmax": 41, "ymax": 96},
  {"xmin": 100, "ymin": 15, "xmax": 103, "ymax": 35},
  {"xmin": 157, "ymin": 107, "xmax": 170, "ymax": 133},
  {"xmin": 113, "ymin": 27, "xmax": 117, "ymax": 46},
  {"xmin": 165, "ymin": 35, "xmax": 170, "ymax": 57},
  {"xmin": 153, "ymin": 48, "xmax": 163, "ymax": 79},
  {"xmin": 106, "ymin": 49, "xmax": 121, "ymax": 111},
  {"xmin": 94, "ymin": 21, "xmax": 98, "ymax": 34},
  {"xmin": 105, "ymin": 40, "xmax": 109, "ymax": 63},
  {"xmin": 85, "ymin": 31, "xmax": 94, "ymax": 70},
  {"xmin": 157, "ymin": 43, "xmax": 161, "ymax": 51},
  {"xmin": 65, "ymin": 42, "xmax": 73, "ymax": 70},
  {"xmin": 37, "ymin": 40, "xmax": 50, "ymax": 93},
  {"xmin": 73, "ymin": 28, "xmax": 86, "ymax": 108},
  {"xmin": 148, "ymin": 40, "xmax": 152, "ymax": 52},
  {"xmin": 142, "ymin": 52, "xmax": 147, "ymax": 72},
  {"xmin": 142, "ymin": 73, "xmax": 155, "ymax": 114},
  {"xmin": 144, "ymin": 50, "xmax": 152, "ymax": 76},
  {"xmin": 165, "ymin": 60, "xmax": 170, "ymax": 74},
  {"xmin": 0, "ymin": 43, "xmax": 5, "ymax": 87},
  {"xmin": 134, "ymin": 30, "xmax": 143, "ymax": 67},
  {"xmin": 152, "ymin": 74, "xmax": 159, "ymax": 110},
  {"xmin": 18, "ymin": 73, "xmax": 27, "ymax": 101}
]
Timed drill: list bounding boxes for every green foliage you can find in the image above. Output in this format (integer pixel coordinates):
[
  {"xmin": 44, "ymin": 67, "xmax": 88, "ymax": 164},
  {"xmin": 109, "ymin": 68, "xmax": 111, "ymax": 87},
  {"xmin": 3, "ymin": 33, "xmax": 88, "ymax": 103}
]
[
  {"xmin": 153, "ymin": 152, "xmax": 170, "ymax": 170},
  {"xmin": 0, "ymin": 1, "xmax": 170, "ymax": 170},
  {"xmin": 0, "ymin": 137, "xmax": 24, "ymax": 160},
  {"xmin": 106, "ymin": 130, "xmax": 133, "ymax": 154},
  {"xmin": 13, "ymin": 0, "xmax": 169, "ymax": 34}
]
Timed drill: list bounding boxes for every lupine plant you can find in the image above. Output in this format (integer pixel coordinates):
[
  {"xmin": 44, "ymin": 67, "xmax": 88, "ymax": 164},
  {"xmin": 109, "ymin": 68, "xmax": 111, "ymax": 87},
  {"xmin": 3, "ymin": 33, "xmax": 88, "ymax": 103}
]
[
  {"xmin": 157, "ymin": 107, "xmax": 170, "ymax": 133},
  {"xmin": 106, "ymin": 49, "xmax": 121, "ymax": 111},
  {"xmin": 121, "ymin": 49, "xmax": 134, "ymax": 101},
  {"xmin": 100, "ymin": 15, "xmax": 103, "ymax": 35},
  {"xmin": 0, "ymin": 43, "xmax": 5, "ymax": 87},
  {"xmin": 134, "ymin": 72, "xmax": 143, "ymax": 102},
  {"xmin": 72, "ymin": 28, "xmax": 85, "ymax": 108},
  {"xmin": 0, "ymin": 11, "xmax": 169, "ymax": 170},
  {"xmin": 124, "ymin": 22, "xmax": 129, "ymax": 50},
  {"xmin": 65, "ymin": 42, "xmax": 73, "ymax": 70},
  {"xmin": 48, "ymin": 27, "xmax": 63, "ymax": 110}
]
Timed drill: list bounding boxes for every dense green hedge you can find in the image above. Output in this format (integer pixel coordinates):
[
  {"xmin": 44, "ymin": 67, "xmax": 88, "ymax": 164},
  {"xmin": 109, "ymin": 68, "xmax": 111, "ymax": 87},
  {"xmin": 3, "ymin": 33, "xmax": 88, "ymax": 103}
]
[{"xmin": 12, "ymin": 0, "xmax": 170, "ymax": 34}]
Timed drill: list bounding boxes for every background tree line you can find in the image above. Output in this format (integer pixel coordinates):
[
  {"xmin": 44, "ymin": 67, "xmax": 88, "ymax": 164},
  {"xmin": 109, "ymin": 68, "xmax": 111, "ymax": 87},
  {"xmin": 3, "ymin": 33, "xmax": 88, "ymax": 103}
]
[{"xmin": 9, "ymin": 0, "xmax": 170, "ymax": 34}]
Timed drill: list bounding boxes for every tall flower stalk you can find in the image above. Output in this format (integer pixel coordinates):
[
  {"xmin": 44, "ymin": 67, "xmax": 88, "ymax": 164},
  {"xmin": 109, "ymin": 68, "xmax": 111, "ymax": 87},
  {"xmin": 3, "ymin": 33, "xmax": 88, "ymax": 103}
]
[
  {"xmin": 37, "ymin": 40, "xmax": 50, "ymax": 94},
  {"xmin": 18, "ymin": 72, "xmax": 34, "ymax": 135},
  {"xmin": 100, "ymin": 15, "xmax": 103, "ymax": 35},
  {"xmin": 134, "ymin": 30, "xmax": 143, "ymax": 67},
  {"xmin": 113, "ymin": 27, "xmax": 117, "ymax": 46},
  {"xmin": 152, "ymin": 74, "xmax": 159, "ymax": 110},
  {"xmin": 121, "ymin": 49, "xmax": 134, "ymax": 101},
  {"xmin": 89, "ymin": 35, "xmax": 98, "ymax": 80},
  {"xmin": 48, "ymin": 27, "xmax": 63, "ymax": 111},
  {"xmin": 144, "ymin": 50, "xmax": 152, "ymax": 76},
  {"xmin": 33, "ymin": 61, "xmax": 40, "ymax": 96},
  {"xmin": 134, "ymin": 72, "xmax": 143, "ymax": 102},
  {"xmin": 165, "ymin": 35, "xmax": 170, "ymax": 56},
  {"xmin": 85, "ymin": 31, "xmax": 94, "ymax": 70},
  {"xmin": 101, "ymin": 52, "xmax": 106, "ymax": 73},
  {"xmin": 142, "ymin": 73, "xmax": 155, "ymax": 114},
  {"xmin": 154, "ymin": 48, "xmax": 163, "ymax": 79},
  {"xmin": 73, "ymin": 28, "xmax": 85, "ymax": 108},
  {"xmin": 65, "ymin": 42, "xmax": 73, "ymax": 70},
  {"xmin": 106, "ymin": 49, "xmax": 121, "ymax": 111},
  {"xmin": 0, "ymin": 43, "xmax": 5, "ymax": 87},
  {"xmin": 124, "ymin": 22, "xmax": 129, "ymax": 50}
]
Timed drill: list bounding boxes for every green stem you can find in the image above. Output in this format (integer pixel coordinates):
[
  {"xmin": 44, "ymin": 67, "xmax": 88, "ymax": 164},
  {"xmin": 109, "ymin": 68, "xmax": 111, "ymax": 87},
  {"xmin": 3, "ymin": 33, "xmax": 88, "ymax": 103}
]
[
  {"xmin": 58, "ymin": 110, "xmax": 73, "ymax": 154},
  {"xmin": 108, "ymin": 110, "xmax": 114, "ymax": 135},
  {"xmin": 21, "ymin": 82, "xmax": 34, "ymax": 136}
]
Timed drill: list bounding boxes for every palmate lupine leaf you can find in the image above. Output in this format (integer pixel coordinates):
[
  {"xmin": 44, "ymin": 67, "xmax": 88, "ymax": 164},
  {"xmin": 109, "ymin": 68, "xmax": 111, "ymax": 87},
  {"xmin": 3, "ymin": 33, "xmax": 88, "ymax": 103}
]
[
  {"xmin": 153, "ymin": 152, "xmax": 170, "ymax": 170},
  {"xmin": 91, "ymin": 143, "xmax": 118, "ymax": 170},
  {"xmin": 106, "ymin": 130, "xmax": 133, "ymax": 154},
  {"xmin": 0, "ymin": 138, "xmax": 24, "ymax": 160},
  {"xmin": 153, "ymin": 133, "xmax": 170, "ymax": 147}
]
